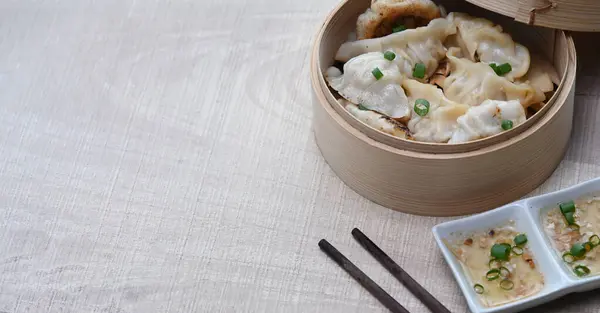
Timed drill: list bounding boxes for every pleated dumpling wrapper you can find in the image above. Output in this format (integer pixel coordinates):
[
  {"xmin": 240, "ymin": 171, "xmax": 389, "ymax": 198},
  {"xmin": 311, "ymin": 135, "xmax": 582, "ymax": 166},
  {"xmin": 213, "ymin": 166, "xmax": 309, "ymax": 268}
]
[
  {"xmin": 402, "ymin": 80, "xmax": 469, "ymax": 143},
  {"xmin": 326, "ymin": 52, "xmax": 411, "ymax": 119},
  {"xmin": 356, "ymin": 0, "xmax": 442, "ymax": 40},
  {"xmin": 447, "ymin": 12, "xmax": 530, "ymax": 81},
  {"xmin": 449, "ymin": 99, "xmax": 526, "ymax": 143},
  {"xmin": 341, "ymin": 99, "xmax": 412, "ymax": 139},
  {"xmin": 442, "ymin": 48, "xmax": 544, "ymax": 108},
  {"xmin": 335, "ymin": 18, "xmax": 456, "ymax": 79},
  {"xmin": 516, "ymin": 54, "xmax": 561, "ymax": 109}
]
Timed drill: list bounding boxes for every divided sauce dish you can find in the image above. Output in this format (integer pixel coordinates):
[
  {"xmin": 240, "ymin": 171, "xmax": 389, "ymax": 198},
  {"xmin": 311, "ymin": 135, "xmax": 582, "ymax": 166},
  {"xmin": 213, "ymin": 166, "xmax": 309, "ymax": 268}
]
[{"xmin": 432, "ymin": 177, "xmax": 600, "ymax": 313}]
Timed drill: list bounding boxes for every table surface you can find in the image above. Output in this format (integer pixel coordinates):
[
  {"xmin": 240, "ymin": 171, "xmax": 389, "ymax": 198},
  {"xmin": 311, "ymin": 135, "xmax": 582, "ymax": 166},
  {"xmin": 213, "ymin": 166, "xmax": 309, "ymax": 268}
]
[{"xmin": 2, "ymin": 0, "xmax": 600, "ymax": 312}]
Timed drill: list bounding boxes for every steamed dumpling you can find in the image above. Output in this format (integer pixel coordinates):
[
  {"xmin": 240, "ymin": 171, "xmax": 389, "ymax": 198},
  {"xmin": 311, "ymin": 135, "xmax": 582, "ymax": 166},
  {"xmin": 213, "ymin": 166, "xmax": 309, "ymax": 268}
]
[
  {"xmin": 342, "ymin": 99, "xmax": 412, "ymax": 139},
  {"xmin": 326, "ymin": 52, "xmax": 410, "ymax": 119},
  {"xmin": 442, "ymin": 48, "xmax": 544, "ymax": 108},
  {"xmin": 336, "ymin": 18, "xmax": 456, "ymax": 79},
  {"xmin": 449, "ymin": 99, "xmax": 526, "ymax": 143},
  {"xmin": 447, "ymin": 12, "xmax": 530, "ymax": 80},
  {"xmin": 356, "ymin": 0, "xmax": 441, "ymax": 39},
  {"xmin": 517, "ymin": 54, "xmax": 560, "ymax": 105},
  {"xmin": 403, "ymin": 80, "xmax": 469, "ymax": 142}
]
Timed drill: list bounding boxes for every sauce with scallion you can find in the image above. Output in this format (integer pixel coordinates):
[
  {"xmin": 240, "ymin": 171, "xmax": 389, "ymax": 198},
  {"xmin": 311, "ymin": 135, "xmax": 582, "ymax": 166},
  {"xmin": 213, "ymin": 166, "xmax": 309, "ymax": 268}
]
[
  {"xmin": 542, "ymin": 193, "xmax": 600, "ymax": 278},
  {"xmin": 445, "ymin": 221, "xmax": 544, "ymax": 307}
]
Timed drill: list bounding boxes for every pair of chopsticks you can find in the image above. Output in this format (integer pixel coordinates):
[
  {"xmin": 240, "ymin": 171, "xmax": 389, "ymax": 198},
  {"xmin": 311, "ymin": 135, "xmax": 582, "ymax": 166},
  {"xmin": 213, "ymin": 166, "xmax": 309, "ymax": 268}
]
[{"xmin": 319, "ymin": 228, "xmax": 451, "ymax": 313}]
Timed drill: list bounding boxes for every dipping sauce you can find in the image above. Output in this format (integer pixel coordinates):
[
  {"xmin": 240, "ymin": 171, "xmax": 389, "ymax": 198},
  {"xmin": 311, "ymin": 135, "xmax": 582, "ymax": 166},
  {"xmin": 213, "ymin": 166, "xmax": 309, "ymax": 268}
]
[
  {"xmin": 446, "ymin": 222, "xmax": 544, "ymax": 307},
  {"xmin": 542, "ymin": 193, "xmax": 600, "ymax": 278}
]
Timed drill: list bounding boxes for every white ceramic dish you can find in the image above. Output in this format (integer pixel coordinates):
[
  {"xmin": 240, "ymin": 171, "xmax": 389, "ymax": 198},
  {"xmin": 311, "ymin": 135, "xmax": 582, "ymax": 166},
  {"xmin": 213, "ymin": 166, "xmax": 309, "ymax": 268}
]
[{"xmin": 432, "ymin": 176, "xmax": 600, "ymax": 313}]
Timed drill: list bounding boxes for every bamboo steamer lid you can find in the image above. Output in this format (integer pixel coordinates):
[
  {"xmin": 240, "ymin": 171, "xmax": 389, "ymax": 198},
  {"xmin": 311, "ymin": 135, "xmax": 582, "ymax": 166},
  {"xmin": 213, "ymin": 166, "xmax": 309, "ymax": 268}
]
[{"xmin": 466, "ymin": 0, "xmax": 600, "ymax": 32}]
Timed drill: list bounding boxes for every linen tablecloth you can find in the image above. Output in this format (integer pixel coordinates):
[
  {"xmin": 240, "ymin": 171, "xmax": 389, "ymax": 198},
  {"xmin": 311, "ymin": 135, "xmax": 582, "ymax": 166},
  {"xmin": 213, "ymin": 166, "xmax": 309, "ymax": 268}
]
[{"xmin": 1, "ymin": 0, "xmax": 600, "ymax": 312}]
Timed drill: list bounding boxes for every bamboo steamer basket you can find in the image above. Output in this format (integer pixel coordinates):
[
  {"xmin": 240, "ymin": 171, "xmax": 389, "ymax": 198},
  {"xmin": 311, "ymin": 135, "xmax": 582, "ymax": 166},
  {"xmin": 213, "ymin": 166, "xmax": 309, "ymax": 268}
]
[{"xmin": 311, "ymin": 0, "xmax": 578, "ymax": 216}]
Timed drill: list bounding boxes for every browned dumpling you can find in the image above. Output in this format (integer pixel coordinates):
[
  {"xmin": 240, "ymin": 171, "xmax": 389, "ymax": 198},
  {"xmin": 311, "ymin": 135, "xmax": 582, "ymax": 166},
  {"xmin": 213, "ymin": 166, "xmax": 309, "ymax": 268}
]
[{"xmin": 356, "ymin": 0, "xmax": 441, "ymax": 40}]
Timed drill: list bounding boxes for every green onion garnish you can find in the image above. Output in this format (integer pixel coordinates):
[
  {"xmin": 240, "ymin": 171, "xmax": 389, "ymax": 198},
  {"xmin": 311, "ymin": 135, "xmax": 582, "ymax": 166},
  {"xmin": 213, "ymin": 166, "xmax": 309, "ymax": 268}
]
[
  {"xmin": 491, "ymin": 243, "xmax": 512, "ymax": 261},
  {"xmin": 512, "ymin": 246, "xmax": 524, "ymax": 256},
  {"xmin": 474, "ymin": 284, "xmax": 485, "ymax": 294},
  {"xmin": 414, "ymin": 99, "xmax": 430, "ymax": 117},
  {"xmin": 490, "ymin": 62, "xmax": 512, "ymax": 75},
  {"xmin": 563, "ymin": 212, "xmax": 576, "ymax": 225},
  {"xmin": 514, "ymin": 234, "xmax": 528, "ymax": 246},
  {"xmin": 497, "ymin": 63, "xmax": 512, "ymax": 75},
  {"xmin": 499, "ymin": 266, "xmax": 510, "ymax": 278},
  {"xmin": 571, "ymin": 243, "xmax": 587, "ymax": 258},
  {"xmin": 383, "ymin": 51, "xmax": 396, "ymax": 61},
  {"xmin": 372, "ymin": 67, "xmax": 384, "ymax": 80},
  {"xmin": 569, "ymin": 223, "xmax": 581, "ymax": 231},
  {"xmin": 590, "ymin": 235, "xmax": 600, "ymax": 247},
  {"xmin": 560, "ymin": 200, "xmax": 576, "ymax": 214},
  {"xmin": 358, "ymin": 104, "xmax": 369, "ymax": 111},
  {"xmin": 392, "ymin": 25, "xmax": 407, "ymax": 33},
  {"xmin": 574, "ymin": 265, "xmax": 591, "ymax": 277},
  {"xmin": 486, "ymin": 269, "xmax": 500, "ymax": 281},
  {"xmin": 489, "ymin": 63, "xmax": 498, "ymax": 71},
  {"xmin": 489, "ymin": 259, "xmax": 502, "ymax": 269},
  {"xmin": 501, "ymin": 120, "xmax": 514, "ymax": 131},
  {"xmin": 562, "ymin": 252, "xmax": 575, "ymax": 264},
  {"xmin": 499, "ymin": 279, "xmax": 514, "ymax": 290},
  {"xmin": 413, "ymin": 63, "xmax": 426, "ymax": 79}
]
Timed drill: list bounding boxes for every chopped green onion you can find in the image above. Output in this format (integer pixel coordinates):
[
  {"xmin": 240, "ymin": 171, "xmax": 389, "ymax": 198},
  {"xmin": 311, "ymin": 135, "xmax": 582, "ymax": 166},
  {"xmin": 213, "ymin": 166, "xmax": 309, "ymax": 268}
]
[
  {"xmin": 486, "ymin": 269, "xmax": 500, "ymax": 281},
  {"xmin": 358, "ymin": 104, "xmax": 370, "ymax": 111},
  {"xmin": 413, "ymin": 63, "xmax": 426, "ymax": 79},
  {"xmin": 501, "ymin": 120, "xmax": 514, "ymax": 131},
  {"xmin": 372, "ymin": 67, "xmax": 384, "ymax": 80},
  {"xmin": 571, "ymin": 243, "xmax": 587, "ymax": 258},
  {"xmin": 497, "ymin": 63, "xmax": 512, "ymax": 75},
  {"xmin": 562, "ymin": 252, "xmax": 575, "ymax": 264},
  {"xmin": 414, "ymin": 99, "xmax": 430, "ymax": 117},
  {"xmin": 569, "ymin": 223, "xmax": 581, "ymax": 231},
  {"xmin": 563, "ymin": 212, "xmax": 576, "ymax": 225},
  {"xmin": 491, "ymin": 243, "xmax": 512, "ymax": 261},
  {"xmin": 499, "ymin": 279, "xmax": 514, "ymax": 290},
  {"xmin": 560, "ymin": 200, "xmax": 576, "ymax": 214},
  {"xmin": 383, "ymin": 51, "xmax": 396, "ymax": 61},
  {"xmin": 489, "ymin": 62, "xmax": 512, "ymax": 76},
  {"xmin": 574, "ymin": 265, "xmax": 591, "ymax": 277},
  {"xmin": 514, "ymin": 234, "xmax": 528, "ymax": 246},
  {"xmin": 512, "ymin": 246, "xmax": 524, "ymax": 255},
  {"xmin": 474, "ymin": 284, "xmax": 485, "ymax": 294},
  {"xmin": 489, "ymin": 259, "xmax": 502, "ymax": 269},
  {"xmin": 499, "ymin": 266, "xmax": 510, "ymax": 278},
  {"xmin": 590, "ymin": 235, "xmax": 600, "ymax": 247},
  {"xmin": 392, "ymin": 25, "xmax": 407, "ymax": 33}
]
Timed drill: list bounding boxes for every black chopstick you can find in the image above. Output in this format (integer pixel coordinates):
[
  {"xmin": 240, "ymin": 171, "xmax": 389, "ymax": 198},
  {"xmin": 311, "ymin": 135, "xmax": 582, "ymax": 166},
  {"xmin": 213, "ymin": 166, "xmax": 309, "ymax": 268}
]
[
  {"xmin": 318, "ymin": 239, "xmax": 410, "ymax": 313},
  {"xmin": 351, "ymin": 228, "xmax": 451, "ymax": 313}
]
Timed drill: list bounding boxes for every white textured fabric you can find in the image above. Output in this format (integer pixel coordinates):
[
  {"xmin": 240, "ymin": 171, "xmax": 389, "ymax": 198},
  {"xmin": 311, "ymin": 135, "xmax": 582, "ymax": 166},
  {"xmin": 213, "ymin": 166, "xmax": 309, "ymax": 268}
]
[{"xmin": 1, "ymin": 0, "xmax": 600, "ymax": 312}]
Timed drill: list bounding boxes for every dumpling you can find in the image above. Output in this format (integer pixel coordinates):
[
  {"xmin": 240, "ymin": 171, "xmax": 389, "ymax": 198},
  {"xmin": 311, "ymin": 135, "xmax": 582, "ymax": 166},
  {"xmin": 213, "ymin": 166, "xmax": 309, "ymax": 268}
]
[
  {"xmin": 403, "ymin": 80, "xmax": 469, "ymax": 143},
  {"xmin": 442, "ymin": 48, "xmax": 544, "ymax": 108},
  {"xmin": 356, "ymin": 0, "xmax": 441, "ymax": 40},
  {"xmin": 325, "ymin": 52, "xmax": 410, "ymax": 119},
  {"xmin": 449, "ymin": 99, "xmax": 526, "ymax": 143},
  {"xmin": 517, "ymin": 54, "xmax": 560, "ymax": 103},
  {"xmin": 336, "ymin": 18, "xmax": 456, "ymax": 79},
  {"xmin": 447, "ymin": 12, "xmax": 530, "ymax": 80},
  {"xmin": 342, "ymin": 99, "xmax": 412, "ymax": 139}
]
